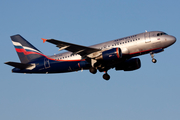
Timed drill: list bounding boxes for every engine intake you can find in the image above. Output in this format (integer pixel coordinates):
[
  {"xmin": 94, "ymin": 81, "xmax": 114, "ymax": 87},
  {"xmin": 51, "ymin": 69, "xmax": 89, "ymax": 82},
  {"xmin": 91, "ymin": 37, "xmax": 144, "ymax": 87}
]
[{"xmin": 96, "ymin": 48, "xmax": 122, "ymax": 60}]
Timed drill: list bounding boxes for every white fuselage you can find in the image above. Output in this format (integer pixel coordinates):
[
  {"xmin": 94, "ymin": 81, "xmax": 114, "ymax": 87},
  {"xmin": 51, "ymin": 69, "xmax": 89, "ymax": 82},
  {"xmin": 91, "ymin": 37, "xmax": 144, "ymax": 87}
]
[{"xmin": 49, "ymin": 31, "xmax": 176, "ymax": 61}]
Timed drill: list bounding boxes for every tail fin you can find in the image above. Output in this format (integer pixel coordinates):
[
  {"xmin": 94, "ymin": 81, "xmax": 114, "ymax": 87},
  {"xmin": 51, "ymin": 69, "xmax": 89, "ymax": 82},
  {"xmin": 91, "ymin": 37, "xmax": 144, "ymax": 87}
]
[{"xmin": 11, "ymin": 34, "xmax": 44, "ymax": 63}]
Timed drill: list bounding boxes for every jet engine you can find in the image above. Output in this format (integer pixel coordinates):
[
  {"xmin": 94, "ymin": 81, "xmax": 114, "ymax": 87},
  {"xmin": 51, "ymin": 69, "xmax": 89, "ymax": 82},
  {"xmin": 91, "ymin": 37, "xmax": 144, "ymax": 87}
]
[
  {"xmin": 115, "ymin": 58, "xmax": 141, "ymax": 71},
  {"xmin": 96, "ymin": 48, "xmax": 122, "ymax": 60}
]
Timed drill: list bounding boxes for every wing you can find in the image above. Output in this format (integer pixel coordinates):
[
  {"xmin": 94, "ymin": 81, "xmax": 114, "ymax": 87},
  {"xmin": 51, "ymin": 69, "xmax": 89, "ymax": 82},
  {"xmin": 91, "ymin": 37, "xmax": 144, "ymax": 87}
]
[{"xmin": 42, "ymin": 38, "xmax": 100, "ymax": 57}]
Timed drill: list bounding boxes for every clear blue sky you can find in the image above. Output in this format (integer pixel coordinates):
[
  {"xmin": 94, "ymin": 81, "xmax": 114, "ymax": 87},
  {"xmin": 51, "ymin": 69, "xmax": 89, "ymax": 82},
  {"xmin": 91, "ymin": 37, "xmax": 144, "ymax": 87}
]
[{"xmin": 1, "ymin": 0, "xmax": 180, "ymax": 120}]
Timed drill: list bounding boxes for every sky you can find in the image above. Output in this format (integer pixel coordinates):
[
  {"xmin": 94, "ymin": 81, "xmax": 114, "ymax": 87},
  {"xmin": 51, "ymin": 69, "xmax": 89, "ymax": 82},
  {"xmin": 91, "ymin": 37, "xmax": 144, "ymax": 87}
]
[{"xmin": 0, "ymin": 0, "xmax": 180, "ymax": 120}]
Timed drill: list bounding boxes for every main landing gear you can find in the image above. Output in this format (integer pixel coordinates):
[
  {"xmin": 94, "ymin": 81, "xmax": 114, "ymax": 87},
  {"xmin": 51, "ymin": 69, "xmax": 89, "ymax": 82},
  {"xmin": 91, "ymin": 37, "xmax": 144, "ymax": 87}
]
[
  {"xmin": 89, "ymin": 67, "xmax": 110, "ymax": 80},
  {"xmin": 103, "ymin": 71, "xmax": 110, "ymax": 81},
  {"xmin": 89, "ymin": 67, "xmax": 97, "ymax": 74},
  {"xmin": 150, "ymin": 52, "xmax": 157, "ymax": 63}
]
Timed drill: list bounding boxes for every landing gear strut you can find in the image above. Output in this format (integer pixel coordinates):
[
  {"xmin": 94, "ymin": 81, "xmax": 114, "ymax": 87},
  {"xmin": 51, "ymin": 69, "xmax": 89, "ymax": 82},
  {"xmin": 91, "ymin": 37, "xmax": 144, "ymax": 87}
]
[
  {"xmin": 103, "ymin": 71, "xmax": 110, "ymax": 80},
  {"xmin": 150, "ymin": 52, "xmax": 157, "ymax": 63}
]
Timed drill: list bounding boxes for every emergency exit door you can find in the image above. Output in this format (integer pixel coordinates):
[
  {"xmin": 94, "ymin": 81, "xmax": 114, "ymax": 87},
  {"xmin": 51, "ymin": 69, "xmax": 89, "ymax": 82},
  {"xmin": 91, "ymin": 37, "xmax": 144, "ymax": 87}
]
[{"xmin": 44, "ymin": 58, "xmax": 50, "ymax": 69}]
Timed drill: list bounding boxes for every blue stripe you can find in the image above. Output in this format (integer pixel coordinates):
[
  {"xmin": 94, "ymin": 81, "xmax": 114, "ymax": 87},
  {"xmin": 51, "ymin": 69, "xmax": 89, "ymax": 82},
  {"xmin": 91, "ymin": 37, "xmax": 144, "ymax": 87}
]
[{"xmin": 14, "ymin": 46, "xmax": 23, "ymax": 49}]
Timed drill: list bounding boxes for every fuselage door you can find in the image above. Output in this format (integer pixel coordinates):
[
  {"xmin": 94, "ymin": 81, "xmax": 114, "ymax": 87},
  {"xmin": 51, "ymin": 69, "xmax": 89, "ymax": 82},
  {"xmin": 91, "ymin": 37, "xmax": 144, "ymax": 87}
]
[
  {"xmin": 44, "ymin": 58, "xmax": 50, "ymax": 69},
  {"xmin": 144, "ymin": 32, "xmax": 151, "ymax": 43}
]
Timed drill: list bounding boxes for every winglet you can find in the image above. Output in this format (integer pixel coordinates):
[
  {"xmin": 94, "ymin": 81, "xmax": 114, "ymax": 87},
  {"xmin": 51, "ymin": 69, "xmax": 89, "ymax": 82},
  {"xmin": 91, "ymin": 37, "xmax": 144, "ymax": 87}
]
[{"xmin": 41, "ymin": 38, "xmax": 47, "ymax": 43}]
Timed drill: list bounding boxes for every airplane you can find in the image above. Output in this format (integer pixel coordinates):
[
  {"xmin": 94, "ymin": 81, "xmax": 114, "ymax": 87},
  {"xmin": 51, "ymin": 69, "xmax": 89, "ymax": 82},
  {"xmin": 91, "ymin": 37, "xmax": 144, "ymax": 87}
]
[{"xmin": 5, "ymin": 31, "xmax": 176, "ymax": 80}]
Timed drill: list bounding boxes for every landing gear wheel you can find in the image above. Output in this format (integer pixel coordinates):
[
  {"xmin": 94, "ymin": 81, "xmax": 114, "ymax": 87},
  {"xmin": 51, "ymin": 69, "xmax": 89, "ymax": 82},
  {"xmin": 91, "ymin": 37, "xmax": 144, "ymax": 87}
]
[
  {"xmin": 150, "ymin": 52, "xmax": 157, "ymax": 63},
  {"xmin": 89, "ymin": 67, "xmax": 97, "ymax": 74},
  {"xmin": 152, "ymin": 58, "xmax": 157, "ymax": 63},
  {"xmin": 103, "ymin": 73, "xmax": 110, "ymax": 80}
]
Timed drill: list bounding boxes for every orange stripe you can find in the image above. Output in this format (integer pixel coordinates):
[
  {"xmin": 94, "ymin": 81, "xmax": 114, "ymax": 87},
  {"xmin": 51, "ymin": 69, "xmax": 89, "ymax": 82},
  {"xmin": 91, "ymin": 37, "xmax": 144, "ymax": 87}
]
[{"xmin": 16, "ymin": 48, "xmax": 85, "ymax": 62}]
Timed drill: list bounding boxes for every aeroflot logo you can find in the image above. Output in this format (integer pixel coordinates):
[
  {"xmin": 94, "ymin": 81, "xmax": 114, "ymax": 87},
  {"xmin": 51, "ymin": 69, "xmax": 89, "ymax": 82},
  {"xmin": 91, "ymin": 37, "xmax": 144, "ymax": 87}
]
[{"xmin": 12, "ymin": 41, "xmax": 42, "ymax": 53}]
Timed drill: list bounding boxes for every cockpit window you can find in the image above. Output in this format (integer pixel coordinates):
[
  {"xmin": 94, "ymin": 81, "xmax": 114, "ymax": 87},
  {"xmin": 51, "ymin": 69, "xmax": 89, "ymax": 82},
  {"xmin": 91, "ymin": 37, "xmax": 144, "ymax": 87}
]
[{"xmin": 157, "ymin": 32, "xmax": 168, "ymax": 36}]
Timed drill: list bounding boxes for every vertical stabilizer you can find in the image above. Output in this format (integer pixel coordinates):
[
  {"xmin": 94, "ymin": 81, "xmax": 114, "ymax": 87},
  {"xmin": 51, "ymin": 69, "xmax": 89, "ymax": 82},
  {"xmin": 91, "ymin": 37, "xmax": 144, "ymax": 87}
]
[{"xmin": 11, "ymin": 34, "xmax": 44, "ymax": 63}]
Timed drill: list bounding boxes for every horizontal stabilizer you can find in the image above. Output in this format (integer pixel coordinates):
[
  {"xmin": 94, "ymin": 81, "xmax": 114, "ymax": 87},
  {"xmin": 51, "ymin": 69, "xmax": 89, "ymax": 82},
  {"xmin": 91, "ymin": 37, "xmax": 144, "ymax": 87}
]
[{"xmin": 5, "ymin": 61, "xmax": 34, "ymax": 69}]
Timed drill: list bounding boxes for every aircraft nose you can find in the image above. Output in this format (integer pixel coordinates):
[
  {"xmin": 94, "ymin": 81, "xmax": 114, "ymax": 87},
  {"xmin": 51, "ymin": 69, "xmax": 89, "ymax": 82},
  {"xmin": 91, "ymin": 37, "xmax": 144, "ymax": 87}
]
[
  {"xmin": 170, "ymin": 36, "xmax": 176, "ymax": 44},
  {"xmin": 163, "ymin": 35, "xmax": 176, "ymax": 48}
]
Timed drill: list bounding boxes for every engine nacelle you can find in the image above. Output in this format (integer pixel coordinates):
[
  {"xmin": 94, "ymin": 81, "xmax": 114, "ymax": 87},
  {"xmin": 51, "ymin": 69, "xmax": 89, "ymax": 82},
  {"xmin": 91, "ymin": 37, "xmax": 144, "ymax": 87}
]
[
  {"xmin": 115, "ymin": 58, "xmax": 141, "ymax": 71},
  {"xmin": 96, "ymin": 48, "xmax": 122, "ymax": 60}
]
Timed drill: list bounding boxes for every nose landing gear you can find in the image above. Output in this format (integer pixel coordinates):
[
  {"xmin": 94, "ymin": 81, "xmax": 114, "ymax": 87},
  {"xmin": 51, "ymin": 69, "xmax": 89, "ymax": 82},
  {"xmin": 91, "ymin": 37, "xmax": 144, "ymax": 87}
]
[
  {"xmin": 150, "ymin": 52, "xmax": 157, "ymax": 63},
  {"xmin": 152, "ymin": 58, "xmax": 157, "ymax": 63}
]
